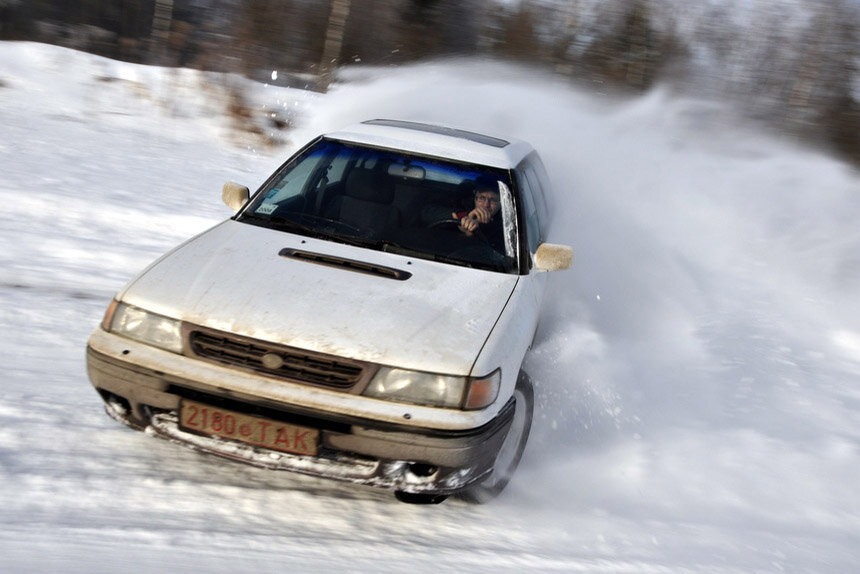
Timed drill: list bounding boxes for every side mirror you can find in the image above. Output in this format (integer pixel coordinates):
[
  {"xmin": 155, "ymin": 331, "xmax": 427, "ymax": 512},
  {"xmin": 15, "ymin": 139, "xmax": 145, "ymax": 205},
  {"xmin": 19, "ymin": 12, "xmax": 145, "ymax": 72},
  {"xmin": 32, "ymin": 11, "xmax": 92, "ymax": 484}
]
[
  {"xmin": 534, "ymin": 243, "xmax": 574, "ymax": 272},
  {"xmin": 222, "ymin": 181, "xmax": 250, "ymax": 212}
]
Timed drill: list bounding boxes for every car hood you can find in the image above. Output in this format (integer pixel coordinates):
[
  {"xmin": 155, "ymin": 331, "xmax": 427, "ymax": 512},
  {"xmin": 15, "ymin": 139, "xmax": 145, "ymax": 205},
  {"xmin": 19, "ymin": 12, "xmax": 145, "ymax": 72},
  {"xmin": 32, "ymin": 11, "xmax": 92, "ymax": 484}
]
[{"xmin": 119, "ymin": 220, "xmax": 519, "ymax": 375}]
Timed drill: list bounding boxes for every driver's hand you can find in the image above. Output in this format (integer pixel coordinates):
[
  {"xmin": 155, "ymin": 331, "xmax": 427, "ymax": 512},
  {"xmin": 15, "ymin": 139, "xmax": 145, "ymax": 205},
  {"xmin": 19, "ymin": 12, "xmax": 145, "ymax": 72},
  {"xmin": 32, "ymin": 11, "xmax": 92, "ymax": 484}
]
[
  {"xmin": 454, "ymin": 211, "xmax": 479, "ymax": 236},
  {"xmin": 467, "ymin": 207, "xmax": 493, "ymax": 223}
]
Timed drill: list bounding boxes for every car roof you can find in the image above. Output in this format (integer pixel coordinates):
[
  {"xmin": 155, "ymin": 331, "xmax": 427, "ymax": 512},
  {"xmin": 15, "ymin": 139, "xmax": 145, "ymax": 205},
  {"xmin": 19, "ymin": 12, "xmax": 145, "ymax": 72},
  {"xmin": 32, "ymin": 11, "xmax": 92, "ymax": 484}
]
[{"xmin": 324, "ymin": 119, "xmax": 534, "ymax": 169}]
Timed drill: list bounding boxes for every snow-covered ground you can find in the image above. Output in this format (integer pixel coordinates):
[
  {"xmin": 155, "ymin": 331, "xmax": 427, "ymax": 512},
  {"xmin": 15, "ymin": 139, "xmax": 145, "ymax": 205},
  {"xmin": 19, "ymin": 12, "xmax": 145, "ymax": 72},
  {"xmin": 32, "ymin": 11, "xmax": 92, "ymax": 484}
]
[{"xmin": 1, "ymin": 41, "xmax": 859, "ymax": 573}]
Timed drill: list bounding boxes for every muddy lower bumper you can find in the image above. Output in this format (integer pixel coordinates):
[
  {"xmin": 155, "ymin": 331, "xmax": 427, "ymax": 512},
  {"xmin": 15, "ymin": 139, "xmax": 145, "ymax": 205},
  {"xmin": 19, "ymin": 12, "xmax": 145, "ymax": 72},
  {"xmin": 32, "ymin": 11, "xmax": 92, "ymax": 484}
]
[{"xmin": 86, "ymin": 346, "xmax": 514, "ymax": 496}]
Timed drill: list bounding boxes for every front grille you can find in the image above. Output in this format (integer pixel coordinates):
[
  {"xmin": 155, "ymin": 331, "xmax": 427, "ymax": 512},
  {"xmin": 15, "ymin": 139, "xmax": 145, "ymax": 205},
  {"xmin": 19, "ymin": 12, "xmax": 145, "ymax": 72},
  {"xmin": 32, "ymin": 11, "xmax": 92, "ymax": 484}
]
[{"xmin": 188, "ymin": 329, "xmax": 367, "ymax": 390}]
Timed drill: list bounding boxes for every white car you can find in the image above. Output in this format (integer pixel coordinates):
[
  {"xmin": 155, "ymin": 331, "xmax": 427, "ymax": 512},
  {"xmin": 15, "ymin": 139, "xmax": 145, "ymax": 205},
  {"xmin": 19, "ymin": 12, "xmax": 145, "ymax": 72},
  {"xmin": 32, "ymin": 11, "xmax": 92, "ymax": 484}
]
[{"xmin": 86, "ymin": 119, "xmax": 572, "ymax": 503}]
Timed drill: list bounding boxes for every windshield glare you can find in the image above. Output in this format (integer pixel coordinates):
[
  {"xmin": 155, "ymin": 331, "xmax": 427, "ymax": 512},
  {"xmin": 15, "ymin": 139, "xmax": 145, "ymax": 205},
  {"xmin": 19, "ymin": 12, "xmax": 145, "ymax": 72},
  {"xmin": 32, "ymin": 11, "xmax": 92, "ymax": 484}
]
[{"xmin": 239, "ymin": 139, "xmax": 519, "ymax": 273}]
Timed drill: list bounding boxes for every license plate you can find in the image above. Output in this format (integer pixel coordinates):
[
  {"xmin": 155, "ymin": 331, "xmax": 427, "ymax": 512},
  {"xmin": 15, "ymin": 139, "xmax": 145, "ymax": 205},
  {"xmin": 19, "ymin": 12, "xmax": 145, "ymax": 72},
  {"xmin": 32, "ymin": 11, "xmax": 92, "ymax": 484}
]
[{"xmin": 179, "ymin": 399, "xmax": 319, "ymax": 456}]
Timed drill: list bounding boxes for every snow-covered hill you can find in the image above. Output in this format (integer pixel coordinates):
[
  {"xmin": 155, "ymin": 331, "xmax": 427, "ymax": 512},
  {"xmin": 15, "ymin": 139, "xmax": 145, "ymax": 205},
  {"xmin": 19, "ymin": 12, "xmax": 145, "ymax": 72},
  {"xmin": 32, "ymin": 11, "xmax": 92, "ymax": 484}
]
[{"xmin": 1, "ymin": 41, "xmax": 858, "ymax": 573}]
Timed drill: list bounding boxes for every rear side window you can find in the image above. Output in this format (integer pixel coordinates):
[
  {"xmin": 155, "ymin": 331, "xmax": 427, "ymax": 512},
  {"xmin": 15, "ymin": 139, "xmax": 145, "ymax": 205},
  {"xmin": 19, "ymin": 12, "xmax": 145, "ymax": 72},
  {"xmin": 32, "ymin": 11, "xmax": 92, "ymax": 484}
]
[
  {"xmin": 522, "ymin": 153, "xmax": 551, "ymax": 236},
  {"xmin": 514, "ymin": 167, "xmax": 542, "ymax": 254}
]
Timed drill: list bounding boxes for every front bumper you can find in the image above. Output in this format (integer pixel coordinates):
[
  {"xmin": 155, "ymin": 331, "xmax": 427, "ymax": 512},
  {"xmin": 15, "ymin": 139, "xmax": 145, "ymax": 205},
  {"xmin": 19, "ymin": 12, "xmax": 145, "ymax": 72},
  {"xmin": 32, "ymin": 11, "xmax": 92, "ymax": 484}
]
[{"xmin": 86, "ymin": 344, "xmax": 514, "ymax": 495}]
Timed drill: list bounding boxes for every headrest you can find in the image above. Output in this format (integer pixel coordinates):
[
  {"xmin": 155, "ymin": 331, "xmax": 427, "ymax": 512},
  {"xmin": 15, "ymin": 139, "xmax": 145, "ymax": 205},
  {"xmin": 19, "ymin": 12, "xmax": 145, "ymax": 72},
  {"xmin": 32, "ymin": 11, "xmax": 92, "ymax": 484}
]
[{"xmin": 344, "ymin": 169, "xmax": 395, "ymax": 203}]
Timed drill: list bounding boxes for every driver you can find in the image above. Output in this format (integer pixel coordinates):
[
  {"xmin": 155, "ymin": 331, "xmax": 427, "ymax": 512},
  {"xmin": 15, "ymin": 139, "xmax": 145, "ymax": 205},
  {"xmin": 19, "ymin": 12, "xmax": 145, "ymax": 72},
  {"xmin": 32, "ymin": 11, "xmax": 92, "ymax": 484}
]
[
  {"xmin": 454, "ymin": 185, "xmax": 501, "ymax": 238},
  {"xmin": 421, "ymin": 176, "xmax": 506, "ymax": 254}
]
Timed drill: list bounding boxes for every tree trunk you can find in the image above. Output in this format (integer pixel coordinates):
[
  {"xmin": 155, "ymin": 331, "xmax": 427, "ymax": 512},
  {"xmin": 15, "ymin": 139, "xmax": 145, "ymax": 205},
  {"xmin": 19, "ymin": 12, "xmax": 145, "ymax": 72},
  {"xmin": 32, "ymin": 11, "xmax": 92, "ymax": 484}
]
[
  {"xmin": 150, "ymin": 0, "xmax": 174, "ymax": 65},
  {"xmin": 318, "ymin": 0, "xmax": 351, "ymax": 90}
]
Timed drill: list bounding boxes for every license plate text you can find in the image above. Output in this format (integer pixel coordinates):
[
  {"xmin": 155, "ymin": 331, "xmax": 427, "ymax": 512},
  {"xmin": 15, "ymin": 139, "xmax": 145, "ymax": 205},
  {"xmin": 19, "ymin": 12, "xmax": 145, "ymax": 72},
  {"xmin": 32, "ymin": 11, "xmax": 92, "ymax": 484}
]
[{"xmin": 180, "ymin": 400, "xmax": 319, "ymax": 456}]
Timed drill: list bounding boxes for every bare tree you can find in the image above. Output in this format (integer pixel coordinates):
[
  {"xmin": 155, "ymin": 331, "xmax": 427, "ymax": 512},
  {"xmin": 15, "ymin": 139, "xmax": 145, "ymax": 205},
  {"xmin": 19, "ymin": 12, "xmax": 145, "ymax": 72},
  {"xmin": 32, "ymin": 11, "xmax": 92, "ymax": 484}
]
[
  {"xmin": 578, "ymin": 0, "xmax": 682, "ymax": 91},
  {"xmin": 495, "ymin": 2, "xmax": 540, "ymax": 61},
  {"xmin": 150, "ymin": 0, "xmax": 174, "ymax": 64},
  {"xmin": 318, "ymin": 0, "xmax": 351, "ymax": 88},
  {"xmin": 788, "ymin": 2, "xmax": 859, "ymax": 161}
]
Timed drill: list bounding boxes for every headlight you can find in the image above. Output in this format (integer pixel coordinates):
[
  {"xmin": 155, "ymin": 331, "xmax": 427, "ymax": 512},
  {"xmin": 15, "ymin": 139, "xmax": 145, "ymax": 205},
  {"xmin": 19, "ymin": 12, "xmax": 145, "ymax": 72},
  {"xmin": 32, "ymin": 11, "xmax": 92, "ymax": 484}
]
[
  {"xmin": 105, "ymin": 301, "xmax": 183, "ymax": 353},
  {"xmin": 363, "ymin": 367, "xmax": 500, "ymax": 410}
]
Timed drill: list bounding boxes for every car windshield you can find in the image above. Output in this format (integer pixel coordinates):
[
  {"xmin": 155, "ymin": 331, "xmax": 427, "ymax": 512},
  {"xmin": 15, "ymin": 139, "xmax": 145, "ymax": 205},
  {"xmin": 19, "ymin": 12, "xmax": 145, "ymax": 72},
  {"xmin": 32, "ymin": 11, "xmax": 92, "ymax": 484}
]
[{"xmin": 238, "ymin": 138, "xmax": 520, "ymax": 273}]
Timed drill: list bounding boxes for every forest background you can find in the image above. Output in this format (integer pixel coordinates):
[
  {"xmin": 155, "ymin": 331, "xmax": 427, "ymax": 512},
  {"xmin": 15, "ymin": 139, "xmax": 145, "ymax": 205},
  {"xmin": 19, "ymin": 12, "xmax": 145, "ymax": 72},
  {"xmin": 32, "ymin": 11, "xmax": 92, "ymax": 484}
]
[{"xmin": 1, "ymin": 0, "xmax": 857, "ymax": 166}]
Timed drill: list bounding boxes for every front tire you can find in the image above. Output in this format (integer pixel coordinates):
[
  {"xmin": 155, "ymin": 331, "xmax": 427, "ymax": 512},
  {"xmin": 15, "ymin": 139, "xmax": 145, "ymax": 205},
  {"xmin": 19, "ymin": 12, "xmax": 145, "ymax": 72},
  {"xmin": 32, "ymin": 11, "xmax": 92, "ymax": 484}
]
[{"xmin": 460, "ymin": 370, "xmax": 534, "ymax": 504}]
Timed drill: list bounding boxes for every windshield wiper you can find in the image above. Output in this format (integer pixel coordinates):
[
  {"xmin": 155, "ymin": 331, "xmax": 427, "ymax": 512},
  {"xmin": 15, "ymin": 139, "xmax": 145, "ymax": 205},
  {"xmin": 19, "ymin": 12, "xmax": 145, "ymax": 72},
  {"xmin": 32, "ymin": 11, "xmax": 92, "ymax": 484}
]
[
  {"xmin": 313, "ymin": 232, "xmax": 461, "ymax": 264},
  {"xmin": 318, "ymin": 231, "xmax": 380, "ymax": 249},
  {"xmin": 326, "ymin": 234, "xmax": 440, "ymax": 260},
  {"xmin": 240, "ymin": 213, "xmax": 323, "ymax": 237},
  {"xmin": 326, "ymin": 233, "xmax": 509, "ymax": 269}
]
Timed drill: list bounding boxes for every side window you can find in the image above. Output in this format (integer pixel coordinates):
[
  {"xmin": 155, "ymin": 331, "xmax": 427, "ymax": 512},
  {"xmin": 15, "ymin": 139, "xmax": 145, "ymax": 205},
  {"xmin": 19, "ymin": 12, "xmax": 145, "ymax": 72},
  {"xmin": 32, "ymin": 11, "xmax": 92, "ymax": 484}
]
[
  {"xmin": 523, "ymin": 156, "xmax": 550, "ymax": 237},
  {"xmin": 515, "ymin": 166, "xmax": 542, "ymax": 254},
  {"xmin": 522, "ymin": 167, "xmax": 546, "ymax": 243}
]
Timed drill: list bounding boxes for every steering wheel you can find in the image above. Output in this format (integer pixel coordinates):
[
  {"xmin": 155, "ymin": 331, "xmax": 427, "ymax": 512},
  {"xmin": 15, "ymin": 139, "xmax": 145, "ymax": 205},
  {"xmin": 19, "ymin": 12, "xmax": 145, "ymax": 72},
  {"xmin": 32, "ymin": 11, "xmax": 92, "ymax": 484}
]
[
  {"xmin": 427, "ymin": 218, "xmax": 462, "ymax": 229},
  {"xmin": 429, "ymin": 216, "xmax": 491, "ymax": 244},
  {"xmin": 423, "ymin": 217, "xmax": 506, "ymax": 267}
]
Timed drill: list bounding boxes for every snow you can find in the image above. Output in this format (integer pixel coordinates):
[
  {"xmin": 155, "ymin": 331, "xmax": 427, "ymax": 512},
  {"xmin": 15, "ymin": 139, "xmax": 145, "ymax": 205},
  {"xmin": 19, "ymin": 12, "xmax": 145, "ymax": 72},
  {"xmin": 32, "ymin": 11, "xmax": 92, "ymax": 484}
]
[{"xmin": 1, "ymin": 41, "xmax": 859, "ymax": 572}]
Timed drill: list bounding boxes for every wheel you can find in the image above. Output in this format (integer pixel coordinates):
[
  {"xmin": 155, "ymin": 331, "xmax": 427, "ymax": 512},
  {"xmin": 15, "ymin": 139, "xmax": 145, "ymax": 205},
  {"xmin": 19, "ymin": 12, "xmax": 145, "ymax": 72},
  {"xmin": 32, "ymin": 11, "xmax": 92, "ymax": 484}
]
[
  {"xmin": 394, "ymin": 491, "xmax": 449, "ymax": 505},
  {"xmin": 459, "ymin": 371, "xmax": 534, "ymax": 504}
]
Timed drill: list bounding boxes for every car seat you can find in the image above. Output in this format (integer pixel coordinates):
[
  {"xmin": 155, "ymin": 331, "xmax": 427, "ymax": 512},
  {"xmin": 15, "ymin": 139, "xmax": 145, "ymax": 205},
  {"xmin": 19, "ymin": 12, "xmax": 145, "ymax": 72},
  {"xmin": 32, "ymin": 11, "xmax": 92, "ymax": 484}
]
[{"xmin": 324, "ymin": 168, "xmax": 401, "ymax": 239}]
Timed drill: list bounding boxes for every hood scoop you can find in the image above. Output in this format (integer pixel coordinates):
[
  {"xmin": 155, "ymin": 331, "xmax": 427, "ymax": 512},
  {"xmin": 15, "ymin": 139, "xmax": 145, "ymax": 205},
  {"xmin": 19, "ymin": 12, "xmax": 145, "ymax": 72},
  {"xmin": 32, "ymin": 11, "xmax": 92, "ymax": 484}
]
[{"xmin": 279, "ymin": 248, "xmax": 412, "ymax": 281}]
